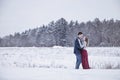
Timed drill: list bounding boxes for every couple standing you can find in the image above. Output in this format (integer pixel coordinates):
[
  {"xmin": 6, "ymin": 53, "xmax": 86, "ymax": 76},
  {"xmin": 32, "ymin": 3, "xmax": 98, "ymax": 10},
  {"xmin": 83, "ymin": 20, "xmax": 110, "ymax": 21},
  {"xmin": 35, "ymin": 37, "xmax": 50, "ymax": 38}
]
[{"xmin": 74, "ymin": 32, "xmax": 90, "ymax": 69}]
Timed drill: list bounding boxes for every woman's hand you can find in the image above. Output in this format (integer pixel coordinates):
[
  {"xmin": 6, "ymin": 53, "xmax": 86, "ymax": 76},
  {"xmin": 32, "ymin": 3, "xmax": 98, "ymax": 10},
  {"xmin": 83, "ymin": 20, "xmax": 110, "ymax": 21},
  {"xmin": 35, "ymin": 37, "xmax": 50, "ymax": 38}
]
[{"xmin": 83, "ymin": 36, "xmax": 86, "ymax": 41}]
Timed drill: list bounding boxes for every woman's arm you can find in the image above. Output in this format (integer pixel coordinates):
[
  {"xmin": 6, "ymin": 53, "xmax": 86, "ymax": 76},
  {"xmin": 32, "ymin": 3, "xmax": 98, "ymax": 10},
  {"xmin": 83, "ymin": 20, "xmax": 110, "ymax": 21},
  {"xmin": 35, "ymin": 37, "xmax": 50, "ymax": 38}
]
[{"xmin": 78, "ymin": 39, "xmax": 85, "ymax": 49}]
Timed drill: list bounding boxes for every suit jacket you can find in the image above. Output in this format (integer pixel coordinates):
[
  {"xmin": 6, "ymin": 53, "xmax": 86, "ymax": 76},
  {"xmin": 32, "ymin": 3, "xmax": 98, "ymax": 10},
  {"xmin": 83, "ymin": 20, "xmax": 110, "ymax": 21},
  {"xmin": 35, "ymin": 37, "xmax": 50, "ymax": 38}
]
[{"xmin": 74, "ymin": 37, "xmax": 84, "ymax": 54}]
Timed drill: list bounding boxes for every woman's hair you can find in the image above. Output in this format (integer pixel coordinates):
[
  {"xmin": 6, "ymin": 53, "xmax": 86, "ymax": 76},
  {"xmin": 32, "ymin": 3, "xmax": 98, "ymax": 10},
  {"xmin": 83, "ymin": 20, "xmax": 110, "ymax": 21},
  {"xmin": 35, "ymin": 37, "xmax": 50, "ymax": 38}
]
[{"xmin": 85, "ymin": 37, "xmax": 89, "ymax": 46}]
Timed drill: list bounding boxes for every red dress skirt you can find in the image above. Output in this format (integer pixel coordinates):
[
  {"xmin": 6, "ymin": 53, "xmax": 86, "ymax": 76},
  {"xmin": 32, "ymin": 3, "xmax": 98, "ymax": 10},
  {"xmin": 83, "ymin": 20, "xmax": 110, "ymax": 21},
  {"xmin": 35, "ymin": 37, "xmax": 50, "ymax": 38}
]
[{"xmin": 81, "ymin": 49, "xmax": 90, "ymax": 69}]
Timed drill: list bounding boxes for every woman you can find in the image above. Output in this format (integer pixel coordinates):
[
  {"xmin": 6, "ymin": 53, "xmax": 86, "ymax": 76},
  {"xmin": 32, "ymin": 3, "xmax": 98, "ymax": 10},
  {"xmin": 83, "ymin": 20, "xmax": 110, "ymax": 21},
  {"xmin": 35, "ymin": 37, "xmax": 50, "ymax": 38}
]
[{"xmin": 81, "ymin": 37, "xmax": 90, "ymax": 69}]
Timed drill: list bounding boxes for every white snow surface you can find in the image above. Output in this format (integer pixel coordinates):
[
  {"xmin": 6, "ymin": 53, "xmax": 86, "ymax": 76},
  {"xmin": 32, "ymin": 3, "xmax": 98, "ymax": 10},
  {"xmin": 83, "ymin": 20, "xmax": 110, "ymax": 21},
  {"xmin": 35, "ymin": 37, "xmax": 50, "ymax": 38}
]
[
  {"xmin": 0, "ymin": 47, "xmax": 120, "ymax": 69},
  {"xmin": 0, "ymin": 67, "xmax": 120, "ymax": 80},
  {"xmin": 0, "ymin": 47, "xmax": 120, "ymax": 80}
]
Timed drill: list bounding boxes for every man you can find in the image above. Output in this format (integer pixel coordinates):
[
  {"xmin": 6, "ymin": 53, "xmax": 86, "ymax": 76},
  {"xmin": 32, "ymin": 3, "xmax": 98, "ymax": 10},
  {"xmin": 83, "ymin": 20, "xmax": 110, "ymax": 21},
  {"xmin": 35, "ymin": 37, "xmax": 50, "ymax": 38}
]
[{"xmin": 74, "ymin": 32, "xmax": 84, "ymax": 69}]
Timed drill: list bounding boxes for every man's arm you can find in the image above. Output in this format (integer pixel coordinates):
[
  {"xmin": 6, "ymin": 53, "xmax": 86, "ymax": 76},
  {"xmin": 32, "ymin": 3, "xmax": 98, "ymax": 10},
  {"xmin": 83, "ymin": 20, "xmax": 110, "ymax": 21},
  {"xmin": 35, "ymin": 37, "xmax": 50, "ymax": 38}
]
[{"xmin": 75, "ymin": 38, "xmax": 84, "ymax": 50}]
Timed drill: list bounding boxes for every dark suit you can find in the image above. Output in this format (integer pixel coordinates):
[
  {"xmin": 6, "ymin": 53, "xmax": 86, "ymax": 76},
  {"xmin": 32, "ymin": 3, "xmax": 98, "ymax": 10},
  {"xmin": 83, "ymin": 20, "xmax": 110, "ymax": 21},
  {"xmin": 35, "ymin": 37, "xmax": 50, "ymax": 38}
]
[{"xmin": 74, "ymin": 37, "xmax": 84, "ymax": 69}]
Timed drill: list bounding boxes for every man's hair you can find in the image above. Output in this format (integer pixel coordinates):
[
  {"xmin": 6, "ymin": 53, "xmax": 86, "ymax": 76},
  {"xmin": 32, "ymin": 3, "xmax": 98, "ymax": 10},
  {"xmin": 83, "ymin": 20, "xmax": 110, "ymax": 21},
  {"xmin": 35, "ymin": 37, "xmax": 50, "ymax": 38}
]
[{"xmin": 78, "ymin": 32, "xmax": 83, "ymax": 35}]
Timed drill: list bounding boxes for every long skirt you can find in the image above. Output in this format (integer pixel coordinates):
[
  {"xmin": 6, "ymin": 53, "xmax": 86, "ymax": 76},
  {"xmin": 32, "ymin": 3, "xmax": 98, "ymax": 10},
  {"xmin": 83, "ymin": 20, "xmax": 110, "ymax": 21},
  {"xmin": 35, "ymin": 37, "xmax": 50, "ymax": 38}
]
[{"xmin": 81, "ymin": 49, "xmax": 90, "ymax": 69}]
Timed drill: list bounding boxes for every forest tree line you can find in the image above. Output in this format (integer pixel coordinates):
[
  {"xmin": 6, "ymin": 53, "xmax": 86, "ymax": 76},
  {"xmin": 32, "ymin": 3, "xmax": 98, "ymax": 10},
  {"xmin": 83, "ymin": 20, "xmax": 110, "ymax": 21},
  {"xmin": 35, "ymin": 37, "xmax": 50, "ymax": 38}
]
[{"xmin": 0, "ymin": 18, "xmax": 120, "ymax": 47}]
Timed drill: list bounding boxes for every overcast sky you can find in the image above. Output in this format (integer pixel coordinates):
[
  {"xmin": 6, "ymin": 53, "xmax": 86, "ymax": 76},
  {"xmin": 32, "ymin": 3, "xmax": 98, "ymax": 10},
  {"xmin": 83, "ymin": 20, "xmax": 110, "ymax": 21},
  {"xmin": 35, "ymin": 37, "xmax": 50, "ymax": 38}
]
[{"xmin": 0, "ymin": 0, "xmax": 120, "ymax": 37}]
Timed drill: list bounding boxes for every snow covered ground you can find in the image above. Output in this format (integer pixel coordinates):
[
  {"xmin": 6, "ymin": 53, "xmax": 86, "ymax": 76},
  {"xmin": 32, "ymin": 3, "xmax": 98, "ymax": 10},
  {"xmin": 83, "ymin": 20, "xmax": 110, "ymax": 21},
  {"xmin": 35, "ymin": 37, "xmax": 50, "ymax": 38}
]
[
  {"xmin": 0, "ymin": 47, "xmax": 120, "ymax": 80},
  {"xmin": 0, "ymin": 67, "xmax": 120, "ymax": 80},
  {"xmin": 0, "ymin": 47, "xmax": 120, "ymax": 69}
]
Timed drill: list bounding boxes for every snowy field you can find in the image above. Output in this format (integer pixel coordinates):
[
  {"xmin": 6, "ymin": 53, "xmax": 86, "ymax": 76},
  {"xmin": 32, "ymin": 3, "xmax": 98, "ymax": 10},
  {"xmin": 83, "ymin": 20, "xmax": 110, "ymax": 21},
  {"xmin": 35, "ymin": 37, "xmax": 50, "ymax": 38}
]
[
  {"xmin": 0, "ymin": 47, "xmax": 120, "ymax": 69},
  {"xmin": 0, "ymin": 67, "xmax": 120, "ymax": 80},
  {"xmin": 0, "ymin": 47, "xmax": 120, "ymax": 80}
]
